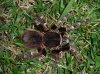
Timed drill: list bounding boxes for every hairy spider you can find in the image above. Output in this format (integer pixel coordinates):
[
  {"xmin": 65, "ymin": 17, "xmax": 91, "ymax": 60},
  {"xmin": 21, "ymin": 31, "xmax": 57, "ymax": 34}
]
[{"xmin": 16, "ymin": 16, "xmax": 80, "ymax": 63}]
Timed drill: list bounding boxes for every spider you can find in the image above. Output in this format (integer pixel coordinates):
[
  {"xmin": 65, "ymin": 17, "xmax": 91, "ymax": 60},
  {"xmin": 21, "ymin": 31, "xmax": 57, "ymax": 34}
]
[{"xmin": 16, "ymin": 16, "xmax": 80, "ymax": 63}]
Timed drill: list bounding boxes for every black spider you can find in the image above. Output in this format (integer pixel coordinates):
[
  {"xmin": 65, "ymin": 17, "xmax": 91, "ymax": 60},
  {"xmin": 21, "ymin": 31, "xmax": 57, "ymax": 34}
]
[{"xmin": 16, "ymin": 16, "xmax": 80, "ymax": 63}]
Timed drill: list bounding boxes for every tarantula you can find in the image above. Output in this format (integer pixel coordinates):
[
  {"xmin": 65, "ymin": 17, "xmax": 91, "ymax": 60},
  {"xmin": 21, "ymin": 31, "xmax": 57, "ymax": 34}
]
[{"xmin": 16, "ymin": 16, "xmax": 79, "ymax": 63}]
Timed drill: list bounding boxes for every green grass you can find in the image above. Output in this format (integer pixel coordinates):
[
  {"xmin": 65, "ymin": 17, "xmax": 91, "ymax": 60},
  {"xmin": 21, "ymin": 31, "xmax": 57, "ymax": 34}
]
[{"xmin": 0, "ymin": 0, "xmax": 100, "ymax": 74}]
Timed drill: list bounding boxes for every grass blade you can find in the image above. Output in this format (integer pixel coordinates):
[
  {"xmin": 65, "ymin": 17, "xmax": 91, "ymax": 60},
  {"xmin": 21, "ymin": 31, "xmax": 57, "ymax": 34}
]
[{"xmin": 59, "ymin": 0, "xmax": 75, "ymax": 19}]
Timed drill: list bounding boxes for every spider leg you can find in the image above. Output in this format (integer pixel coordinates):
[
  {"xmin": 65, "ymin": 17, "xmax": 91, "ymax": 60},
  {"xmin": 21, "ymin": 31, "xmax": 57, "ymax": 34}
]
[
  {"xmin": 37, "ymin": 48, "xmax": 46, "ymax": 56},
  {"xmin": 61, "ymin": 43, "xmax": 82, "ymax": 64},
  {"xmin": 15, "ymin": 51, "xmax": 41, "ymax": 61},
  {"xmin": 51, "ymin": 43, "xmax": 81, "ymax": 64},
  {"xmin": 51, "ymin": 43, "xmax": 70, "ymax": 54},
  {"xmin": 58, "ymin": 27, "xmax": 66, "ymax": 36},
  {"xmin": 15, "ymin": 48, "xmax": 46, "ymax": 61},
  {"xmin": 34, "ymin": 23, "xmax": 48, "ymax": 32},
  {"xmin": 50, "ymin": 24, "xmax": 57, "ymax": 30},
  {"xmin": 34, "ymin": 16, "xmax": 49, "ymax": 32},
  {"xmin": 50, "ymin": 24, "xmax": 67, "ymax": 38}
]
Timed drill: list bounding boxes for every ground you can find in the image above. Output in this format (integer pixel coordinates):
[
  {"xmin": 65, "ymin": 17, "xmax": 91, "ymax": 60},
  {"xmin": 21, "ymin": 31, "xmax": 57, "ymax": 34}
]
[{"xmin": 0, "ymin": 0, "xmax": 100, "ymax": 74}]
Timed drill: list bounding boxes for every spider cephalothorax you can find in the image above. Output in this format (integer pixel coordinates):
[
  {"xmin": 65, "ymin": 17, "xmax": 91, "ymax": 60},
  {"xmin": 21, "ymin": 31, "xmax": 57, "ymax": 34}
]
[{"xmin": 43, "ymin": 32, "xmax": 61, "ymax": 47}]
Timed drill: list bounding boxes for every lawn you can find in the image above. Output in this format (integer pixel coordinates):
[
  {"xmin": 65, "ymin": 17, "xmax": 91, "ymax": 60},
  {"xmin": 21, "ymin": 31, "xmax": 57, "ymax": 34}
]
[{"xmin": 0, "ymin": 0, "xmax": 100, "ymax": 74}]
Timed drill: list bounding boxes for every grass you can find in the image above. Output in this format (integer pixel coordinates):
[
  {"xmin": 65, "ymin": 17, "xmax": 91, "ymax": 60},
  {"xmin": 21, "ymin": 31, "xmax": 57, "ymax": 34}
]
[{"xmin": 0, "ymin": 0, "xmax": 100, "ymax": 74}]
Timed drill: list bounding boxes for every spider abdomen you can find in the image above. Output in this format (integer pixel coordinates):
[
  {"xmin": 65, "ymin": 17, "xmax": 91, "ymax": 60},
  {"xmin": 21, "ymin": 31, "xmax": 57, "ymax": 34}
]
[{"xmin": 22, "ymin": 30, "xmax": 43, "ymax": 48}]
